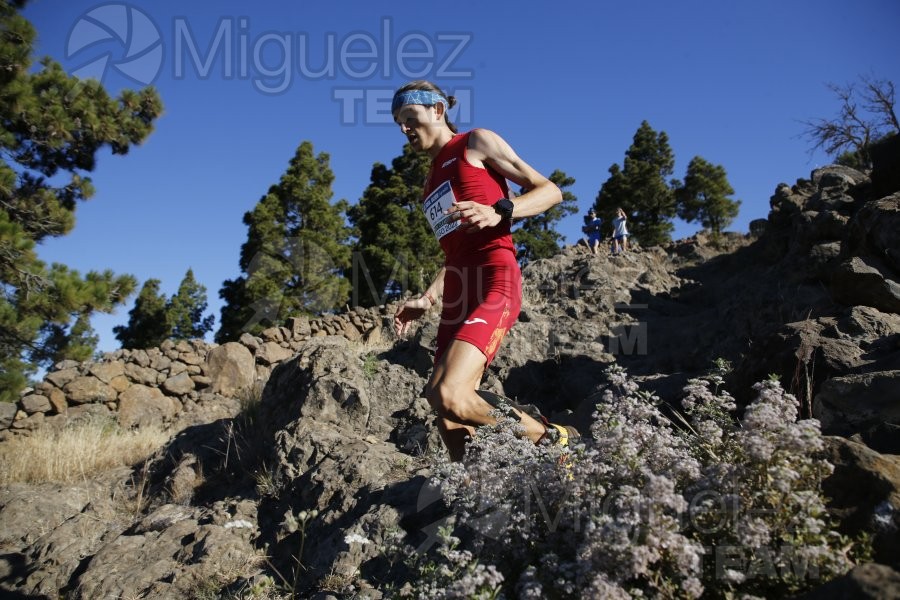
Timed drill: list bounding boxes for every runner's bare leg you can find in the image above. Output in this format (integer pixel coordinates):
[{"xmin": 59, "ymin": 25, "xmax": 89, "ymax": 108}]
[{"xmin": 426, "ymin": 339, "xmax": 546, "ymax": 461}]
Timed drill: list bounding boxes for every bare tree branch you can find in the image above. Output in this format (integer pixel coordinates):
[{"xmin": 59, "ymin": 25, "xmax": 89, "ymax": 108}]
[
  {"xmin": 800, "ymin": 75, "xmax": 898, "ymax": 167},
  {"xmin": 861, "ymin": 75, "xmax": 899, "ymax": 133}
]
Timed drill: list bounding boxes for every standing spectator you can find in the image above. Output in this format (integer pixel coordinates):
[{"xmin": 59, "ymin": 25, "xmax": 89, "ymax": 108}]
[
  {"xmin": 612, "ymin": 207, "xmax": 629, "ymax": 255},
  {"xmin": 582, "ymin": 208, "xmax": 602, "ymax": 255}
]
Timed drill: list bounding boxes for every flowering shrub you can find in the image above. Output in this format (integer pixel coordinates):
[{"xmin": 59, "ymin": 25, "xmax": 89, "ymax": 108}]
[
  {"xmin": 386, "ymin": 365, "xmax": 860, "ymax": 598},
  {"xmin": 384, "ymin": 526, "xmax": 504, "ymax": 599},
  {"xmin": 680, "ymin": 374, "xmax": 854, "ymax": 597}
]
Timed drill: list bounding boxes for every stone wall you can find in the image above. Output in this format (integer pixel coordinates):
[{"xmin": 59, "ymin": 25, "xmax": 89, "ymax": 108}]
[{"xmin": 1, "ymin": 306, "xmax": 393, "ymax": 439}]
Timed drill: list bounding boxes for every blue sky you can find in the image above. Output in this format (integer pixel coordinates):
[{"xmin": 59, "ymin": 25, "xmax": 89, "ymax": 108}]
[{"xmin": 21, "ymin": 0, "xmax": 900, "ymax": 353}]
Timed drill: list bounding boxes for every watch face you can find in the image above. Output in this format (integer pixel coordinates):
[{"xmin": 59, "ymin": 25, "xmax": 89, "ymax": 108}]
[{"xmin": 495, "ymin": 198, "xmax": 514, "ymax": 219}]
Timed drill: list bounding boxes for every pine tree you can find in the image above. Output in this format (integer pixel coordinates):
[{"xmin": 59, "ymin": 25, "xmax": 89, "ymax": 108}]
[
  {"xmin": 218, "ymin": 194, "xmax": 281, "ymax": 341},
  {"xmin": 43, "ymin": 312, "xmax": 99, "ymax": 363},
  {"xmin": 0, "ymin": 2, "xmax": 162, "ymax": 401},
  {"xmin": 595, "ymin": 121, "xmax": 677, "ymax": 246},
  {"xmin": 675, "ymin": 156, "xmax": 741, "ymax": 236},
  {"xmin": 113, "ymin": 270, "xmax": 214, "ymax": 348},
  {"xmin": 167, "ymin": 268, "xmax": 214, "ymax": 340},
  {"xmin": 113, "ymin": 279, "xmax": 169, "ymax": 349},
  {"xmin": 217, "ymin": 141, "xmax": 350, "ymax": 341},
  {"xmin": 65, "ymin": 314, "xmax": 100, "ymax": 361},
  {"xmin": 347, "ymin": 143, "xmax": 439, "ymax": 307},
  {"xmin": 512, "ymin": 169, "xmax": 578, "ymax": 264}
]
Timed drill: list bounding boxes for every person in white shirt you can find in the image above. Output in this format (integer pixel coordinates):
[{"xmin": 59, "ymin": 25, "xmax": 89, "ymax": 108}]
[{"xmin": 612, "ymin": 207, "xmax": 629, "ymax": 255}]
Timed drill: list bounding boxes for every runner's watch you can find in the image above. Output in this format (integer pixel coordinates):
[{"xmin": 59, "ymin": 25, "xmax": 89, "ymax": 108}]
[{"xmin": 492, "ymin": 198, "xmax": 515, "ymax": 222}]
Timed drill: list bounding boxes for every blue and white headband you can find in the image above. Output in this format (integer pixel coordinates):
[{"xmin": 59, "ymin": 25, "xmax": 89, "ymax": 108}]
[{"xmin": 391, "ymin": 89, "xmax": 449, "ymax": 114}]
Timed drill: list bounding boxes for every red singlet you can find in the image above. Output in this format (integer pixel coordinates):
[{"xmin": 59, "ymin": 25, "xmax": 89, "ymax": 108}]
[{"xmin": 422, "ymin": 130, "xmax": 522, "ymax": 366}]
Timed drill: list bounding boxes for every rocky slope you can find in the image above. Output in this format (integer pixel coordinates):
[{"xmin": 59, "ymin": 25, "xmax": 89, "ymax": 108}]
[{"xmin": 1, "ymin": 162, "xmax": 899, "ymax": 598}]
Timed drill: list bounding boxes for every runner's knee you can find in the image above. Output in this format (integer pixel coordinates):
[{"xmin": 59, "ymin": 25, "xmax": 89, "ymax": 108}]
[{"xmin": 426, "ymin": 379, "xmax": 470, "ymax": 421}]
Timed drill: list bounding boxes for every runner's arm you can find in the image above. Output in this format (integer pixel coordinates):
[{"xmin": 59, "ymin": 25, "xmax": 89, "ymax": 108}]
[
  {"xmin": 468, "ymin": 128, "xmax": 561, "ymax": 219},
  {"xmin": 393, "ymin": 268, "xmax": 445, "ymax": 337},
  {"xmin": 424, "ymin": 267, "xmax": 446, "ymax": 303},
  {"xmin": 446, "ymin": 129, "xmax": 561, "ymax": 230}
]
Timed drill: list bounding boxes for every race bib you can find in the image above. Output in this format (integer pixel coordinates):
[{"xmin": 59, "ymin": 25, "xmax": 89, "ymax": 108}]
[{"xmin": 422, "ymin": 180, "xmax": 460, "ymax": 240}]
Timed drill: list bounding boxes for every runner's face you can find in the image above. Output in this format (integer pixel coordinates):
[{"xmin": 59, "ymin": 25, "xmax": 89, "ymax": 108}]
[{"xmin": 394, "ymin": 103, "xmax": 442, "ymax": 151}]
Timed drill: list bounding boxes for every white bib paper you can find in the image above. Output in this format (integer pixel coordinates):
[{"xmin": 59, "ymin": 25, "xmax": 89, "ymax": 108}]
[{"xmin": 422, "ymin": 180, "xmax": 460, "ymax": 240}]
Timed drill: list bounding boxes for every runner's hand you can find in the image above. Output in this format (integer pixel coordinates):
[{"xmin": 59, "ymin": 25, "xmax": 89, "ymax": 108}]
[
  {"xmin": 446, "ymin": 201, "xmax": 502, "ymax": 232},
  {"xmin": 393, "ymin": 296, "xmax": 432, "ymax": 338}
]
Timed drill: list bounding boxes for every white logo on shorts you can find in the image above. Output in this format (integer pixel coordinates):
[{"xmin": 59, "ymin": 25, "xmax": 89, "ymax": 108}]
[{"xmin": 464, "ymin": 318, "xmax": 488, "ymax": 325}]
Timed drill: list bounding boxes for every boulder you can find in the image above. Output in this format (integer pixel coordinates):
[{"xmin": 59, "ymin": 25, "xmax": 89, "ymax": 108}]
[
  {"xmin": 20, "ymin": 394, "xmax": 51, "ymax": 414},
  {"xmin": 340, "ymin": 320, "xmax": 363, "ymax": 342},
  {"xmin": 837, "ymin": 305, "xmax": 900, "ymax": 341},
  {"xmin": 364, "ymin": 325, "xmax": 385, "ymax": 346},
  {"xmin": 135, "ymin": 503, "xmax": 194, "ymax": 534},
  {"xmin": 248, "ymin": 337, "xmax": 433, "ymax": 587},
  {"xmin": 799, "ymin": 563, "xmax": 900, "ymax": 600},
  {"xmin": 287, "ymin": 316, "xmax": 311, "ymax": 339},
  {"xmin": 124, "ymin": 363, "xmax": 162, "ymax": 386},
  {"xmin": 178, "ymin": 351, "xmax": 204, "ymax": 366},
  {"xmin": 45, "ymin": 367, "xmax": 79, "ymax": 389},
  {"xmin": 171, "ymin": 361, "xmax": 190, "ymax": 377},
  {"xmin": 131, "ymin": 348, "xmax": 151, "ymax": 367},
  {"xmin": 0, "ymin": 402, "xmax": 16, "ymax": 429},
  {"xmin": 822, "ymin": 437, "xmax": 900, "ymax": 568},
  {"xmin": 46, "ymin": 388, "xmax": 68, "ymax": 414},
  {"xmin": 206, "ymin": 342, "xmax": 256, "ymax": 397},
  {"xmin": 162, "ymin": 372, "xmax": 195, "ymax": 396},
  {"xmin": 0, "ymin": 483, "xmax": 95, "ymax": 549},
  {"xmin": 263, "ymin": 339, "xmax": 373, "ymax": 437},
  {"xmin": 117, "ymin": 385, "xmax": 180, "ymax": 428},
  {"xmin": 814, "ymin": 371, "xmax": 900, "ymax": 435},
  {"xmin": 53, "ymin": 359, "xmax": 80, "ymax": 371},
  {"xmin": 70, "ymin": 508, "xmax": 258, "ymax": 600},
  {"xmin": 148, "ymin": 351, "xmax": 171, "ymax": 372},
  {"xmin": 66, "ymin": 403, "xmax": 112, "ymax": 423},
  {"xmin": 238, "ymin": 332, "xmax": 260, "ymax": 351},
  {"xmin": 88, "ymin": 361, "xmax": 125, "ymax": 384},
  {"xmin": 811, "ymin": 164, "xmax": 870, "ymax": 188},
  {"xmin": 8, "ymin": 472, "xmax": 131, "ymax": 598},
  {"xmin": 731, "ymin": 316, "xmax": 868, "ymax": 406},
  {"xmin": 109, "ymin": 375, "xmax": 131, "ymax": 394},
  {"xmin": 255, "ymin": 341, "xmax": 293, "ymax": 366},
  {"xmin": 769, "ymin": 181, "xmax": 811, "ymax": 229},
  {"xmin": 808, "ymin": 241, "xmax": 842, "ymax": 279},
  {"xmin": 749, "ymin": 218, "xmax": 768, "ymax": 237},
  {"xmin": 63, "ymin": 377, "xmax": 117, "ymax": 405},
  {"xmin": 11, "ymin": 411, "xmax": 43, "ymax": 431},
  {"xmin": 810, "ymin": 188, "xmax": 859, "ymax": 213},
  {"xmin": 847, "ymin": 193, "xmax": 900, "ymax": 274},
  {"xmin": 870, "ymin": 133, "xmax": 900, "ymax": 198},
  {"xmin": 261, "ymin": 326, "xmax": 284, "ymax": 342},
  {"xmin": 831, "ymin": 256, "xmax": 900, "ymax": 313},
  {"xmin": 804, "ymin": 210, "xmax": 848, "ymax": 244}
]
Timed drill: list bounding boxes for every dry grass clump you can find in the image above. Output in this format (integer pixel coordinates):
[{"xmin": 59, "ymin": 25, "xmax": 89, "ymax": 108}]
[{"xmin": 0, "ymin": 416, "xmax": 169, "ymax": 485}]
